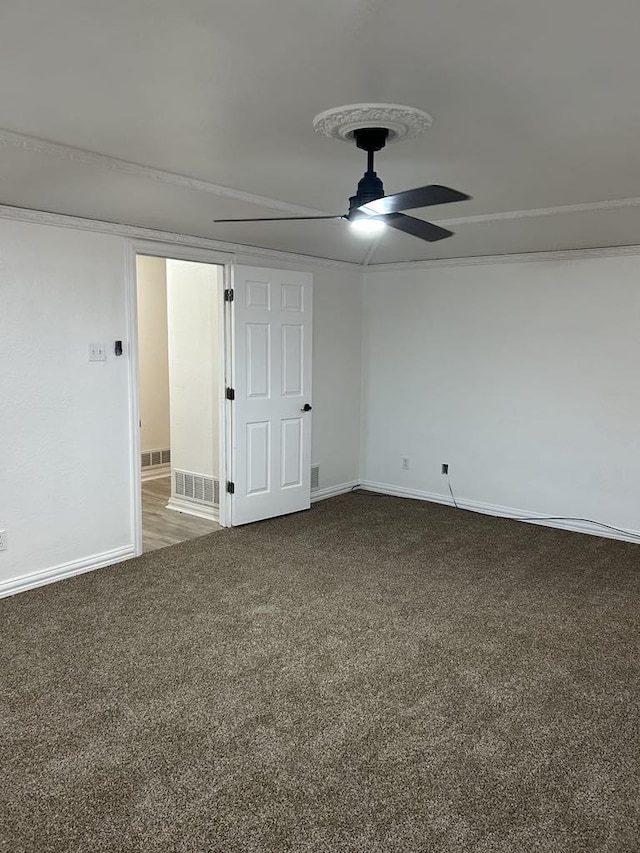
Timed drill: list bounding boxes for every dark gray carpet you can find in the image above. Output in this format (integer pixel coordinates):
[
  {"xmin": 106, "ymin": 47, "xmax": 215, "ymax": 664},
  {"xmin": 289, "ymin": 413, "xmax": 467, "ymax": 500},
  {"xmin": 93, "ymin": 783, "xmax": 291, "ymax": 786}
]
[{"xmin": 2, "ymin": 493, "xmax": 640, "ymax": 852}]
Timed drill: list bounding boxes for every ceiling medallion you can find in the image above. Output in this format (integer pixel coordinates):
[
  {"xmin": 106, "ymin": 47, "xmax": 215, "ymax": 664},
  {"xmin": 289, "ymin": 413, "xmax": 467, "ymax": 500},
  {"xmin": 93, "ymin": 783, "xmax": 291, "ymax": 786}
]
[{"xmin": 312, "ymin": 103, "xmax": 432, "ymax": 144}]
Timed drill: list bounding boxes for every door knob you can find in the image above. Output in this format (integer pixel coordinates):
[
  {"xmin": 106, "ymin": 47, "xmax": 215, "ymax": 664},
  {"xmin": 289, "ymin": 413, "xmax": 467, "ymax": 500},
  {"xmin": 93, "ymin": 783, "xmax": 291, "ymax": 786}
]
[{"xmin": 301, "ymin": 403, "xmax": 312, "ymax": 412}]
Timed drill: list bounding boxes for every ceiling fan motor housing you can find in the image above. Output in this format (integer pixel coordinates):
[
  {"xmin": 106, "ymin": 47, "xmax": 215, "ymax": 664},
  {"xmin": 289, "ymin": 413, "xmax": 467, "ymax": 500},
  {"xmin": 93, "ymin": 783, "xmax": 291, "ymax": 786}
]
[{"xmin": 348, "ymin": 171, "xmax": 384, "ymax": 216}]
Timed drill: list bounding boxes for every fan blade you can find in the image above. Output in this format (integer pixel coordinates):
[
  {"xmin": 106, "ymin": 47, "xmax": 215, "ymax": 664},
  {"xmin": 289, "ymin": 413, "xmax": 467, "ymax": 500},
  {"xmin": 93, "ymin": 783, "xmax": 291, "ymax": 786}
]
[
  {"xmin": 382, "ymin": 213, "xmax": 453, "ymax": 242},
  {"xmin": 213, "ymin": 215, "xmax": 343, "ymax": 223},
  {"xmin": 360, "ymin": 185, "xmax": 470, "ymax": 216}
]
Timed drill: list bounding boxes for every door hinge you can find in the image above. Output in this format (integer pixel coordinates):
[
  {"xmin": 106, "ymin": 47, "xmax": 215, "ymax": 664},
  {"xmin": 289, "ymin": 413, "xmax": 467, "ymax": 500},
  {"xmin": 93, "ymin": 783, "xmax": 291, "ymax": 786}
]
[
  {"xmin": 226, "ymin": 481, "xmax": 235, "ymax": 494},
  {"xmin": 224, "ymin": 288, "xmax": 234, "ymax": 302},
  {"xmin": 225, "ymin": 387, "xmax": 235, "ymax": 401}
]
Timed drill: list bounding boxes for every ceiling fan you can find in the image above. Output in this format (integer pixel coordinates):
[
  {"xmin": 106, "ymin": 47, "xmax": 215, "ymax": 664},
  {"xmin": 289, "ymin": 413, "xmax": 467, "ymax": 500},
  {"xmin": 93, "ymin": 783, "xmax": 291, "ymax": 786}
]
[{"xmin": 214, "ymin": 127, "xmax": 470, "ymax": 242}]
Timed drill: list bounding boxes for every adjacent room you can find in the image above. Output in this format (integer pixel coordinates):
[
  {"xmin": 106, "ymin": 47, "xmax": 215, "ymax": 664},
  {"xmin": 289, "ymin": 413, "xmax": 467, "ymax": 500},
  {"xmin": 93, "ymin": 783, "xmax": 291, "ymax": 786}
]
[
  {"xmin": 136, "ymin": 255, "xmax": 223, "ymax": 552},
  {"xmin": 1, "ymin": 2, "xmax": 639, "ymax": 851}
]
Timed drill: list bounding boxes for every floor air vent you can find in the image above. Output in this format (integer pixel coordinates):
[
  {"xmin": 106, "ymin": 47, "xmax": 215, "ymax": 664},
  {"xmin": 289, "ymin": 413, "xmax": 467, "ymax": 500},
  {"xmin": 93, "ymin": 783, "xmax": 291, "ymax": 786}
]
[
  {"xmin": 311, "ymin": 464, "xmax": 320, "ymax": 491},
  {"xmin": 174, "ymin": 470, "xmax": 219, "ymax": 507}
]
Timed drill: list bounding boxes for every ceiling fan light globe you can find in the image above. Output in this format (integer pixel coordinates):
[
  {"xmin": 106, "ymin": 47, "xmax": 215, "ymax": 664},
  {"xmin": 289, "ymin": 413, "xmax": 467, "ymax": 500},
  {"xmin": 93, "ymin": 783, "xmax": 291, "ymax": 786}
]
[{"xmin": 350, "ymin": 217, "xmax": 386, "ymax": 236}]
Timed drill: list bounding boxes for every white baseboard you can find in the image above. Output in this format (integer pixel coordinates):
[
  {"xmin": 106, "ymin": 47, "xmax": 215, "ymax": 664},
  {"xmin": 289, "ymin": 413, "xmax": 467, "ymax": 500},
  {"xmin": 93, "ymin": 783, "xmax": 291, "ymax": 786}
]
[
  {"xmin": 166, "ymin": 496, "xmax": 219, "ymax": 522},
  {"xmin": 311, "ymin": 480, "xmax": 359, "ymax": 503},
  {"xmin": 0, "ymin": 545, "xmax": 136, "ymax": 599},
  {"xmin": 141, "ymin": 465, "xmax": 170, "ymax": 482},
  {"xmin": 359, "ymin": 480, "xmax": 640, "ymax": 544}
]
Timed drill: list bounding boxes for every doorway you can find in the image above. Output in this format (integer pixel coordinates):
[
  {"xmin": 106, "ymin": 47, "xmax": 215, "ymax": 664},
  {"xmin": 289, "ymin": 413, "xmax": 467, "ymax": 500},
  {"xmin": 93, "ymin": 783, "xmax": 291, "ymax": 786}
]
[
  {"xmin": 135, "ymin": 253, "xmax": 225, "ymax": 553},
  {"xmin": 127, "ymin": 243, "xmax": 315, "ymax": 555}
]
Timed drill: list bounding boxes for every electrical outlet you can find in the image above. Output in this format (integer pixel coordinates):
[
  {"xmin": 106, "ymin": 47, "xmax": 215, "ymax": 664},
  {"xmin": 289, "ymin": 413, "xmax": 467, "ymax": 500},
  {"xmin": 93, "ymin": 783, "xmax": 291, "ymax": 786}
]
[
  {"xmin": 0, "ymin": 530, "xmax": 6, "ymax": 551},
  {"xmin": 441, "ymin": 463, "xmax": 449, "ymax": 475},
  {"xmin": 402, "ymin": 456, "xmax": 410, "ymax": 470},
  {"xmin": 88, "ymin": 343, "xmax": 106, "ymax": 362}
]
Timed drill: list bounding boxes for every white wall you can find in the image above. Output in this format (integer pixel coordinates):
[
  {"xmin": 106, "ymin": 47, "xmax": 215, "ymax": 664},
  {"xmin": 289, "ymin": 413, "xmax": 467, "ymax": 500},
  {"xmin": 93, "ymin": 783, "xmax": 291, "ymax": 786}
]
[
  {"xmin": 310, "ymin": 266, "xmax": 363, "ymax": 491},
  {"xmin": 362, "ymin": 256, "xmax": 640, "ymax": 534},
  {"xmin": 0, "ymin": 219, "xmax": 363, "ymax": 592},
  {"xmin": 136, "ymin": 256, "xmax": 170, "ymax": 452},
  {"xmin": 7, "ymin": 210, "xmax": 640, "ymax": 593},
  {"xmin": 0, "ymin": 220, "xmax": 134, "ymax": 584},
  {"xmin": 166, "ymin": 259, "xmax": 220, "ymax": 480}
]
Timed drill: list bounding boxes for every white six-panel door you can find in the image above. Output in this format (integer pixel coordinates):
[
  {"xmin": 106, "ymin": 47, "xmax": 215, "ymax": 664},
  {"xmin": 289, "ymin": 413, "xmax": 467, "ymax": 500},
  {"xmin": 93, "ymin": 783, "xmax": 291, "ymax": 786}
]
[{"xmin": 231, "ymin": 266, "xmax": 313, "ymax": 525}]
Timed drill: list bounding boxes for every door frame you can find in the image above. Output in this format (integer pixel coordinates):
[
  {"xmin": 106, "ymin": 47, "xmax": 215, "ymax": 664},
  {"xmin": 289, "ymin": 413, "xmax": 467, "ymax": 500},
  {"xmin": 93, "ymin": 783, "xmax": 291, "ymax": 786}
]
[{"xmin": 125, "ymin": 239, "xmax": 234, "ymax": 556}]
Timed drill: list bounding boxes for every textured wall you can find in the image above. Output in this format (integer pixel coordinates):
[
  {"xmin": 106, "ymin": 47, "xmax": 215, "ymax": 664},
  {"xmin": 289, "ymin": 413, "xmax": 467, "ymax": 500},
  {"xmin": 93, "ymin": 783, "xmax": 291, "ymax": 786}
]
[
  {"xmin": 0, "ymin": 220, "xmax": 133, "ymax": 582},
  {"xmin": 362, "ymin": 256, "xmax": 640, "ymax": 534},
  {"xmin": 0, "ymin": 221, "xmax": 363, "ymax": 590}
]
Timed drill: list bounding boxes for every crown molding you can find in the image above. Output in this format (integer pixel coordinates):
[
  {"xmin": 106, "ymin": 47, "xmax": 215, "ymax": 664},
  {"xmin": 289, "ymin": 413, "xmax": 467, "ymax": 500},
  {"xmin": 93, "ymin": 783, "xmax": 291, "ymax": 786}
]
[
  {"xmin": 365, "ymin": 244, "xmax": 640, "ymax": 272},
  {"xmin": 4, "ymin": 204, "xmax": 640, "ymax": 274},
  {"xmin": 4, "ymin": 125, "xmax": 640, "ymax": 271},
  {"xmin": 0, "ymin": 128, "xmax": 326, "ymax": 217},
  {"xmin": 3, "ymin": 204, "xmax": 640, "ymax": 274},
  {"xmin": 435, "ymin": 195, "xmax": 640, "ymax": 226},
  {"xmin": 5, "ymin": 128, "xmax": 640, "ymax": 231},
  {"xmin": 0, "ymin": 205, "xmax": 363, "ymax": 271}
]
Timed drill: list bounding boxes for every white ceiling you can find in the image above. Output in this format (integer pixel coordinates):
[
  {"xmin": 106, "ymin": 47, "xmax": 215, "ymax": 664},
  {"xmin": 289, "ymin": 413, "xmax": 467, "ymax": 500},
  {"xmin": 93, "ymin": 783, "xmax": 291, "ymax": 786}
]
[{"xmin": 2, "ymin": 0, "xmax": 640, "ymax": 264}]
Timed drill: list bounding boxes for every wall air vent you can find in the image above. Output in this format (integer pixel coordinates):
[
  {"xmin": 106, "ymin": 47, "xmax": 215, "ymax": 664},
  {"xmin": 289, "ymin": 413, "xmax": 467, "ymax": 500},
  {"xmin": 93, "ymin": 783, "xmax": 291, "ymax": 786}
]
[
  {"xmin": 141, "ymin": 447, "xmax": 170, "ymax": 469},
  {"xmin": 174, "ymin": 470, "xmax": 219, "ymax": 507},
  {"xmin": 311, "ymin": 464, "xmax": 320, "ymax": 491}
]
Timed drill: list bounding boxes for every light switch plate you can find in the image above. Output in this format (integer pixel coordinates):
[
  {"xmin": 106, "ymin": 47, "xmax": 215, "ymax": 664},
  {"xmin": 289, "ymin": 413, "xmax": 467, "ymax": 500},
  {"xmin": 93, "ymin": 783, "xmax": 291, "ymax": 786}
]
[{"xmin": 89, "ymin": 343, "xmax": 106, "ymax": 362}]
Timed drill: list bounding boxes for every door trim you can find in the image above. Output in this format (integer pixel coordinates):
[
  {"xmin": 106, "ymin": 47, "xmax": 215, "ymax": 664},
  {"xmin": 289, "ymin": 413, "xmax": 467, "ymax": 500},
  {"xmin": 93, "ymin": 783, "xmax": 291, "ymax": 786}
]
[{"xmin": 125, "ymin": 239, "xmax": 234, "ymax": 556}]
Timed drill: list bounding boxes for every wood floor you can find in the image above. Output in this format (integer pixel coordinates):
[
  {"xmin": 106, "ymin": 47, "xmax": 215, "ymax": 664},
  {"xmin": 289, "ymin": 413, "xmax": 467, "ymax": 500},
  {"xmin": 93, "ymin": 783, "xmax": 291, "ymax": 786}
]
[{"xmin": 142, "ymin": 476, "xmax": 221, "ymax": 553}]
